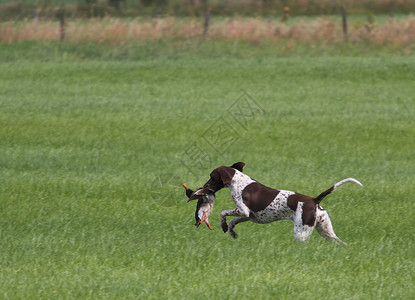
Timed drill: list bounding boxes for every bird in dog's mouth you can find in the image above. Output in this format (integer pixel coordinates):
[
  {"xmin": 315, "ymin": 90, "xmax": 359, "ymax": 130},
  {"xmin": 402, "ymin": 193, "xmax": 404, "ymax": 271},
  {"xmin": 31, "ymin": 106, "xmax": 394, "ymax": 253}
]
[{"xmin": 183, "ymin": 184, "xmax": 215, "ymax": 230}]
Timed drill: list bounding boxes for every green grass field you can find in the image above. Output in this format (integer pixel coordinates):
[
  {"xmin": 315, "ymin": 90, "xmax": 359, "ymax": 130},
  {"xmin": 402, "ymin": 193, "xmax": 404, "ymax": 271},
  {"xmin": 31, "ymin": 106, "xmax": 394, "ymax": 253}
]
[{"xmin": 0, "ymin": 43, "xmax": 414, "ymax": 299}]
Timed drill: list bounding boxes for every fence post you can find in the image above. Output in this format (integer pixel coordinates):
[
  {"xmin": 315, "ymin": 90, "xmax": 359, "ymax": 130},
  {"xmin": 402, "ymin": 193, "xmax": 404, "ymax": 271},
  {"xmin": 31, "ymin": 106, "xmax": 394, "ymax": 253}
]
[
  {"xmin": 203, "ymin": 7, "xmax": 210, "ymax": 37},
  {"xmin": 58, "ymin": 8, "xmax": 65, "ymax": 42},
  {"xmin": 341, "ymin": 5, "xmax": 348, "ymax": 39}
]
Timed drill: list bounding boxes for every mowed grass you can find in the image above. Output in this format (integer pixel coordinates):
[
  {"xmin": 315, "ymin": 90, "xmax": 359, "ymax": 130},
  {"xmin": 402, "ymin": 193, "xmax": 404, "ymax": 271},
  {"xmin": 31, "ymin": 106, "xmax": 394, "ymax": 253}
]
[{"xmin": 0, "ymin": 44, "xmax": 414, "ymax": 299}]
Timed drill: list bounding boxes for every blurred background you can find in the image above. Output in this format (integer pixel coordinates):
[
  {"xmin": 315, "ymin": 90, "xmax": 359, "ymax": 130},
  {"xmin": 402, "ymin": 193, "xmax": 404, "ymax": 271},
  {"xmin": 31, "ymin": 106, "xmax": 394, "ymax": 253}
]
[
  {"xmin": 1, "ymin": 0, "xmax": 414, "ymax": 54},
  {"xmin": 0, "ymin": 0, "xmax": 413, "ymax": 19}
]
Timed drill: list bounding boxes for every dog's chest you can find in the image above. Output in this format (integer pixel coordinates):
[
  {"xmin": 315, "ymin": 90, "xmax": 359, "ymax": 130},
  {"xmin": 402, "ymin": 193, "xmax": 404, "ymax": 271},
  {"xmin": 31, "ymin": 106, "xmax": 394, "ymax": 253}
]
[
  {"xmin": 250, "ymin": 190, "xmax": 295, "ymax": 224},
  {"xmin": 228, "ymin": 171, "xmax": 255, "ymax": 216}
]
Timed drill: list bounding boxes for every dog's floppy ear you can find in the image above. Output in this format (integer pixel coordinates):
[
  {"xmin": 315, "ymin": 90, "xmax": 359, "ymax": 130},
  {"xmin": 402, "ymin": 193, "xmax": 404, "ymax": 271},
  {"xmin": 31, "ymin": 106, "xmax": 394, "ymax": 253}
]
[
  {"xmin": 216, "ymin": 166, "xmax": 236, "ymax": 185},
  {"xmin": 230, "ymin": 162, "xmax": 245, "ymax": 172}
]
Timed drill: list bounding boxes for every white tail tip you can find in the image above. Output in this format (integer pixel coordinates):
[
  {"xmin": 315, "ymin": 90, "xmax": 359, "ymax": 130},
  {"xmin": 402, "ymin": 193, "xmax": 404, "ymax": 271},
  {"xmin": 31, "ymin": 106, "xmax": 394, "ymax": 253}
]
[{"xmin": 333, "ymin": 178, "xmax": 363, "ymax": 191}]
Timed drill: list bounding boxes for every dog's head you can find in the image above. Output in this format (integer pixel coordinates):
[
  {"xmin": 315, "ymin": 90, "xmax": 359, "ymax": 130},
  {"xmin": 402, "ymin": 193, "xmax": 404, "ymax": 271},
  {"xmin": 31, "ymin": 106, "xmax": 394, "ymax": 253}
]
[{"xmin": 199, "ymin": 162, "xmax": 245, "ymax": 195}]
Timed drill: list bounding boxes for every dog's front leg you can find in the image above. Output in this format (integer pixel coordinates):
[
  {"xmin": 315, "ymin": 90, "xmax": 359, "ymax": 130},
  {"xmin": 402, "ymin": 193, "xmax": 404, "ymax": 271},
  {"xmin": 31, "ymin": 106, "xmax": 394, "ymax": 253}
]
[
  {"xmin": 228, "ymin": 217, "xmax": 250, "ymax": 239},
  {"xmin": 220, "ymin": 209, "xmax": 240, "ymax": 233}
]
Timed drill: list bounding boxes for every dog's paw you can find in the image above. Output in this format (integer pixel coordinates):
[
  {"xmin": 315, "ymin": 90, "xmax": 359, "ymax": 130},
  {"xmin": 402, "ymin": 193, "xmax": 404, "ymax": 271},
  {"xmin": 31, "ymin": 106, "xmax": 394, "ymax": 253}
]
[
  {"xmin": 221, "ymin": 222, "xmax": 228, "ymax": 233},
  {"xmin": 335, "ymin": 238, "xmax": 347, "ymax": 246},
  {"xmin": 229, "ymin": 230, "xmax": 238, "ymax": 239}
]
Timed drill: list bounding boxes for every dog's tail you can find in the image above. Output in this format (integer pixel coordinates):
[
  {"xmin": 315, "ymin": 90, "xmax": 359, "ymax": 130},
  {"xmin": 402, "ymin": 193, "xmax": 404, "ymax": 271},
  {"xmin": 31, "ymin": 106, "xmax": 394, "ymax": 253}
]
[{"xmin": 313, "ymin": 178, "xmax": 363, "ymax": 204}]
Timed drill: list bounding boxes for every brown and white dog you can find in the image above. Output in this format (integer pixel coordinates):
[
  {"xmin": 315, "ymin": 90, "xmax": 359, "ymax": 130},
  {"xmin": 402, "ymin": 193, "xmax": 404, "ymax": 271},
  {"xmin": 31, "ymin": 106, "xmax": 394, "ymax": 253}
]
[{"xmin": 191, "ymin": 162, "xmax": 362, "ymax": 245}]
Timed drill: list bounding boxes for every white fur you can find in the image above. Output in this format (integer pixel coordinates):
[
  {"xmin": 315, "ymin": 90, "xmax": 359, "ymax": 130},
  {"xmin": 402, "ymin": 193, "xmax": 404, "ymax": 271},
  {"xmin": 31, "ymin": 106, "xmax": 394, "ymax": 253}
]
[
  {"xmin": 227, "ymin": 170, "xmax": 255, "ymax": 217},
  {"xmin": 333, "ymin": 178, "xmax": 363, "ymax": 191},
  {"xmin": 315, "ymin": 208, "xmax": 346, "ymax": 245},
  {"xmin": 250, "ymin": 190, "xmax": 294, "ymax": 224},
  {"xmin": 293, "ymin": 202, "xmax": 314, "ymax": 241}
]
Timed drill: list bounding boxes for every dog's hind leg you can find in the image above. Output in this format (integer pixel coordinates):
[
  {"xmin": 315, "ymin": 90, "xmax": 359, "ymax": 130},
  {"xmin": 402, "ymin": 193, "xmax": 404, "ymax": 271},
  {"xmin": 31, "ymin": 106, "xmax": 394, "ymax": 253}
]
[
  {"xmin": 315, "ymin": 208, "xmax": 346, "ymax": 245},
  {"xmin": 228, "ymin": 217, "xmax": 250, "ymax": 239},
  {"xmin": 293, "ymin": 202, "xmax": 315, "ymax": 242}
]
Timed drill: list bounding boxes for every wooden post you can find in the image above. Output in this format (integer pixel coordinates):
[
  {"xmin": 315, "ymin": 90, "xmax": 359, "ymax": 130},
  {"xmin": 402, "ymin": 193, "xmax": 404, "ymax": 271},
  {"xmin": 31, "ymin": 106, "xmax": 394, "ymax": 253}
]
[
  {"xmin": 341, "ymin": 5, "xmax": 348, "ymax": 39},
  {"xmin": 58, "ymin": 8, "xmax": 65, "ymax": 42},
  {"xmin": 203, "ymin": 7, "xmax": 210, "ymax": 37}
]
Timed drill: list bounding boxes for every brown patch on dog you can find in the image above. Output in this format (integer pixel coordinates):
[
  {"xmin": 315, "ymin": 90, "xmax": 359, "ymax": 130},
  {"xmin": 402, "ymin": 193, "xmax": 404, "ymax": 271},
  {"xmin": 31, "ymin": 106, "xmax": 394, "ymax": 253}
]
[
  {"xmin": 287, "ymin": 193, "xmax": 317, "ymax": 226},
  {"xmin": 313, "ymin": 186, "xmax": 334, "ymax": 204},
  {"xmin": 241, "ymin": 182, "xmax": 280, "ymax": 212},
  {"xmin": 204, "ymin": 166, "xmax": 236, "ymax": 191},
  {"xmin": 230, "ymin": 162, "xmax": 245, "ymax": 172}
]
